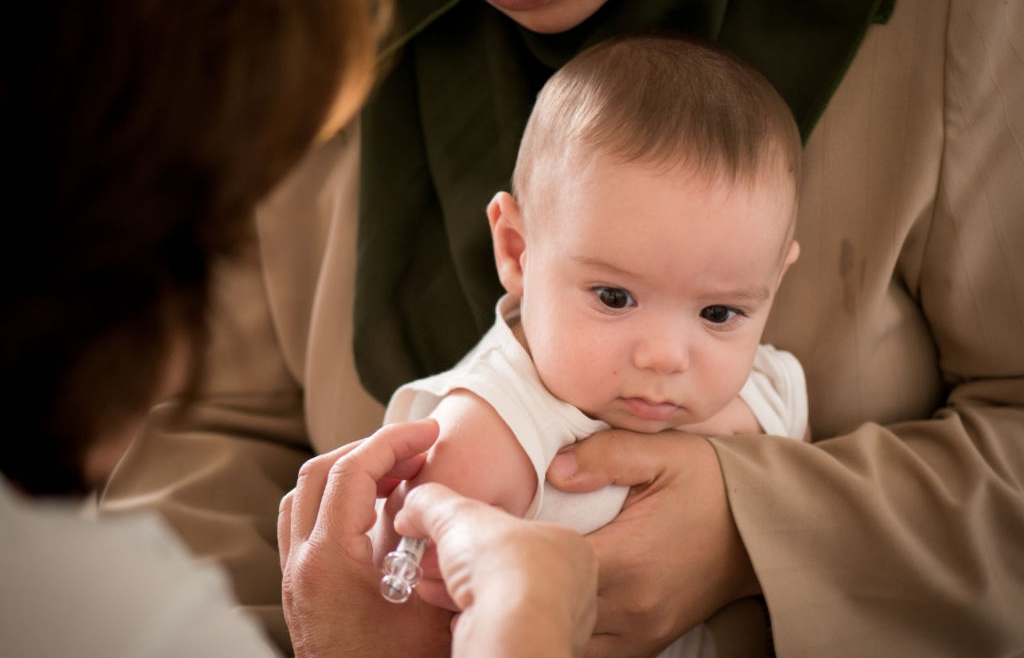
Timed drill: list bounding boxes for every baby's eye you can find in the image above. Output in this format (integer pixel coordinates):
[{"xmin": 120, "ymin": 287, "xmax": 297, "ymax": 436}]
[
  {"xmin": 593, "ymin": 286, "xmax": 635, "ymax": 310},
  {"xmin": 700, "ymin": 305, "xmax": 739, "ymax": 324}
]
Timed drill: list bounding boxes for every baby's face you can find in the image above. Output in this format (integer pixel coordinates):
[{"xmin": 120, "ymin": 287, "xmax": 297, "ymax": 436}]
[{"xmin": 517, "ymin": 153, "xmax": 797, "ymax": 432}]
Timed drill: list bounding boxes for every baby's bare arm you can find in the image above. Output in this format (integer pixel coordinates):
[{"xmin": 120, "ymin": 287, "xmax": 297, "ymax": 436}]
[
  {"xmin": 416, "ymin": 390, "xmax": 537, "ymax": 513},
  {"xmin": 372, "ymin": 390, "xmax": 537, "ymax": 574}
]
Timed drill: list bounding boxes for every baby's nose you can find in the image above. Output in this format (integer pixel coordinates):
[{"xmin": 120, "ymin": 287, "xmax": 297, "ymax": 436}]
[{"xmin": 631, "ymin": 326, "xmax": 689, "ymax": 374}]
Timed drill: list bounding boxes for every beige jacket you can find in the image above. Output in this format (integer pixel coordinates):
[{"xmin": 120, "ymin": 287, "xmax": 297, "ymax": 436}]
[{"xmin": 101, "ymin": 0, "xmax": 1024, "ymax": 655}]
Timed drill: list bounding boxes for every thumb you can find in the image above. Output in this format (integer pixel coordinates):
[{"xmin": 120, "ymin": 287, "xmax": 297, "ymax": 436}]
[
  {"xmin": 394, "ymin": 482, "xmax": 474, "ymax": 540},
  {"xmin": 546, "ymin": 429, "xmax": 699, "ymax": 492}
]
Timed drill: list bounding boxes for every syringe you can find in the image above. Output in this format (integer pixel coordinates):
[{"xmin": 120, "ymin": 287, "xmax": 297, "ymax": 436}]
[{"xmin": 380, "ymin": 536, "xmax": 428, "ymax": 603}]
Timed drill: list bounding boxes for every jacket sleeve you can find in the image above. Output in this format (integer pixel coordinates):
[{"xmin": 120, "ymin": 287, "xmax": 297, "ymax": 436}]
[{"xmin": 711, "ymin": 1, "xmax": 1024, "ymax": 655}]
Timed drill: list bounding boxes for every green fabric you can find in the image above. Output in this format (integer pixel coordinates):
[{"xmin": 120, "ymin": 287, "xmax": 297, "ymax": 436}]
[{"xmin": 355, "ymin": 0, "xmax": 895, "ymax": 404}]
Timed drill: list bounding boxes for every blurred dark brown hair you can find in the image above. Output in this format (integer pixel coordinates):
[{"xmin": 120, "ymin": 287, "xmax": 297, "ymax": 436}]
[{"xmin": 1, "ymin": 0, "xmax": 380, "ymax": 495}]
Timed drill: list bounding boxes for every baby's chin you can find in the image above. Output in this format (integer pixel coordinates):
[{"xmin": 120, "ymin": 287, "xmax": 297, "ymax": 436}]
[{"xmin": 589, "ymin": 408, "xmax": 686, "ymax": 435}]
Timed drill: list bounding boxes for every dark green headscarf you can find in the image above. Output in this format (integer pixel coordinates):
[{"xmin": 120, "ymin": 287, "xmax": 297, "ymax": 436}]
[{"xmin": 356, "ymin": 0, "xmax": 895, "ymax": 403}]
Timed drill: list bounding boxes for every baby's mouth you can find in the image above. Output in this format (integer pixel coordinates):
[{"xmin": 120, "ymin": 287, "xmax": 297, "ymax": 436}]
[{"xmin": 621, "ymin": 397, "xmax": 679, "ymax": 422}]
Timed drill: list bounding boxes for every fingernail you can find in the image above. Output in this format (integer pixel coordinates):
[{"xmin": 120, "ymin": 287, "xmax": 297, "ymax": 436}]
[{"xmin": 548, "ymin": 451, "xmax": 578, "ymax": 480}]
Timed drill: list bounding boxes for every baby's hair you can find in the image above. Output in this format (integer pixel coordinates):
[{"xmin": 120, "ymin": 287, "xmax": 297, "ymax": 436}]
[{"xmin": 512, "ymin": 33, "xmax": 801, "ymax": 209}]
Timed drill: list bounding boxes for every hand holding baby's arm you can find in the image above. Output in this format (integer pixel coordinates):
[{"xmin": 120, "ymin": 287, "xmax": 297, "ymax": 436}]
[
  {"xmin": 547, "ymin": 429, "xmax": 759, "ymax": 658},
  {"xmin": 372, "ymin": 389, "xmax": 538, "ymax": 609}
]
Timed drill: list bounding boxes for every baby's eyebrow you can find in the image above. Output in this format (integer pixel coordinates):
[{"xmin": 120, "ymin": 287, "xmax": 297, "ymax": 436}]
[
  {"xmin": 570, "ymin": 255, "xmax": 634, "ymax": 278},
  {"xmin": 726, "ymin": 285, "xmax": 772, "ymax": 302}
]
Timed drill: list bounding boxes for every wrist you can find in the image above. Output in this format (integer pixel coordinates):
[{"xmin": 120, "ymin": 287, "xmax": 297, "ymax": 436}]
[{"xmin": 473, "ymin": 590, "xmax": 579, "ymax": 658}]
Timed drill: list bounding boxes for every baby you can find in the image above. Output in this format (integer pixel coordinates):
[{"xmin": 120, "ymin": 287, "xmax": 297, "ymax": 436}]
[{"xmin": 375, "ymin": 33, "xmax": 807, "ymax": 658}]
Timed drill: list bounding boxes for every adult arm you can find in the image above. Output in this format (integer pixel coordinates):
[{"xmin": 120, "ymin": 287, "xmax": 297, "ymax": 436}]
[
  {"xmin": 711, "ymin": 1, "xmax": 1024, "ymax": 654},
  {"xmin": 550, "ymin": 1, "xmax": 1024, "ymax": 656}
]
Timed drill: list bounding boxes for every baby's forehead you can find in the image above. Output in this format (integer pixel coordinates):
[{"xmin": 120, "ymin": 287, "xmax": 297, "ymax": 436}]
[
  {"xmin": 529, "ymin": 145, "xmax": 796, "ymax": 215},
  {"xmin": 535, "ymin": 148, "xmax": 796, "ymax": 262}
]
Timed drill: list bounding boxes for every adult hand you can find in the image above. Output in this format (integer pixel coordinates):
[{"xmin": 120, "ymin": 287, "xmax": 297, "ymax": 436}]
[
  {"xmin": 546, "ymin": 430, "xmax": 759, "ymax": 658},
  {"xmin": 396, "ymin": 483, "xmax": 598, "ymax": 658},
  {"xmin": 278, "ymin": 419, "xmax": 454, "ymax": 658}
]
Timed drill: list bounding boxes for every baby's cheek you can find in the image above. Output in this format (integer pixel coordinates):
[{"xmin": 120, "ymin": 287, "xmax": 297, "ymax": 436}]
[
  {"xmin": 704, "ymin": 359, "xmax": 754, "ymax": 413},
  {"xmin": 537, "ymin": 359, "xmax": 588, "ymax": 407}
]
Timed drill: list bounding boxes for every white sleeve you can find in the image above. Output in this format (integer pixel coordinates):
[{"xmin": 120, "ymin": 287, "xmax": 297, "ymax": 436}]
[
  {"xmin": 1, "ymin": 488, "xmax": 281, "ymax": 658},
  {"xmin": 738, "ymin": 344, "xmax": 809, "ymax": 440}
]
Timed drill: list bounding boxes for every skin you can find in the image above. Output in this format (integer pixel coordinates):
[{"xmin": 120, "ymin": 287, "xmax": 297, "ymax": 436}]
[{"xmin": 485, "ymin": 0, "xmax": 611, "ymax": 34}]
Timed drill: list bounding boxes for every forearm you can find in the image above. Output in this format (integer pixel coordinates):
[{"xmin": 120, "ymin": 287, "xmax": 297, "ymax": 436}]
[
  {"xmin": 463, "ymin": 596, "xmax": 578, "ymax": 658},
  {"xmin": 724, "ymin": 0, "xmax": 1024, "ymax": 652},
  {"xmin": 712, "ymin": 399, "xmax": 1024, "ymax": 655}
]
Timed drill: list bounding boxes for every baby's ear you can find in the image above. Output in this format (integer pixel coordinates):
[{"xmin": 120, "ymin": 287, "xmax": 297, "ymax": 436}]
[
  {"xmin": 778, "ymin": 240, "xmax": 800, "ymax": 284},
  {"xmin": 487, "ymin": 192, "xmax": 527, "ymax": 297}
]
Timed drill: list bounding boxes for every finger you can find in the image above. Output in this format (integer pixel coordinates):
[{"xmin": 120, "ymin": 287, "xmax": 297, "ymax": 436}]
[
  {"xmin": 374, "ymin": 444, "xmax": 430, "ymax": 499},
  {"xmin": 378, "ymin": 448, "xmax": 429, "ymax": 487},
  {"xmin": 547, "ymin": 429, "xmax": 698, "ymax": 492},
  {"xmin": 414, "ymin": 576, "xmax": 460, "ymax": 611},
  {"xmin": 289, "ymin": 438, "xmax": 366, "ymax": 548},
  {"xmin": 313, "ymin": 419, "xmax": 440, "ymax": 545},
  {"xmin": 395, "ymin": 483, "xmax": 506, "ymax": 613},
  {"xmin": 277, "ymin": 490, "xmax": 294, "ymax": 572},
  {"xmin": 393, "ymin": 481, "xmax": 477, "ymax": 539},
  {"xmin": 290, "ymin": 419, "xmax": 437, "ymax": 549},
  {"xmin": 414, "ymin": 546, "xmax": 460, "ymax": 611}
]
